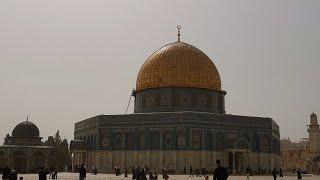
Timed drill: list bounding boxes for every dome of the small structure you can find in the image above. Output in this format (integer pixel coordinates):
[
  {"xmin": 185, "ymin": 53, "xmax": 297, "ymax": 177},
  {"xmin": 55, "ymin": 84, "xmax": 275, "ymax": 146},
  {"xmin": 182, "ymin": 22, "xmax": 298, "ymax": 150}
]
[{"xmin": 12, "ymin": 121, "xmax": 40, "ymax": 137}]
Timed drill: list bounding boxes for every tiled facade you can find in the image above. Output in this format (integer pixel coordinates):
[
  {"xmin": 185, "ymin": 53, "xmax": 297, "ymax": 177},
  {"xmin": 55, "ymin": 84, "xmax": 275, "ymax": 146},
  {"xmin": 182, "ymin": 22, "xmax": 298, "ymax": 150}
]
[{"xmin": 71, "ymin": 112, "xmax": 280, "ymax": 173}]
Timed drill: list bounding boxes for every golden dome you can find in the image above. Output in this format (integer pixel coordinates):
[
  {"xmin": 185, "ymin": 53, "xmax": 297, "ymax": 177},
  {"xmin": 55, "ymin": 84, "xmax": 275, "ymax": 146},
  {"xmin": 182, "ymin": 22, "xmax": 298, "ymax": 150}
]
[{"xmin": 136, "ymin": 41, "xmax": 221, "ymax": 91}]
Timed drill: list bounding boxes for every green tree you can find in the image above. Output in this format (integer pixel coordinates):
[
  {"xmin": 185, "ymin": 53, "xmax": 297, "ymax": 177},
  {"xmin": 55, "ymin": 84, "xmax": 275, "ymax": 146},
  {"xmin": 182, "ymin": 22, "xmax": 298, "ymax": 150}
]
[
  {"xmin": 43, "ymin": 130, "xmax": 71, "ymax": 171},
  {"xmin": 54, "ymin": 130, "xmax": 62, "ymax": 144}
]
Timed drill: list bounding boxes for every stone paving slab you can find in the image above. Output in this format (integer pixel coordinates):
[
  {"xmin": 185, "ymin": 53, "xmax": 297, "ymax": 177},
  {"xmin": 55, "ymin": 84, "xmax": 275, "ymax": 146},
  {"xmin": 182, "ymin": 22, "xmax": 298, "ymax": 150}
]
[{"xmin": 3, "ymin": 173, "xmax": 320, "ymax": 180}]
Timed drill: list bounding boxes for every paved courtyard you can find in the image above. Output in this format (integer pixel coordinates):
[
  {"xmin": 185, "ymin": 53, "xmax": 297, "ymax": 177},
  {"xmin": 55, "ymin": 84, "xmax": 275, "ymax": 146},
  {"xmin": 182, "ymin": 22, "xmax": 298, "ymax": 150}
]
[{"xmin": 4, "ymin": 173, "xmax": 320, "ymax": 180}]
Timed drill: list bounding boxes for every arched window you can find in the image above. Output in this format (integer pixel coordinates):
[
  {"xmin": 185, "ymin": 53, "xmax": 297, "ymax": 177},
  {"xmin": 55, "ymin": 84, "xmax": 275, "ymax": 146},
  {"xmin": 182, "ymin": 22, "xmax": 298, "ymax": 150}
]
[
  {"xmin": 192, "ymin": 129, "xmax": 201, "ymax": 149},
  {"xmin": 260, "ymin": 135, "xmax": 270, "ymax": 152},
  {"xmin": 138, "ymin": 132, "xmax": 145, "ymax": 150},
  {"xmin": 114, "ymin": 133, "xmax": 122, "ymax": 150},
  {"xmin": 216, "ymin": 132, "xmax": 225, "ymax": 151}
]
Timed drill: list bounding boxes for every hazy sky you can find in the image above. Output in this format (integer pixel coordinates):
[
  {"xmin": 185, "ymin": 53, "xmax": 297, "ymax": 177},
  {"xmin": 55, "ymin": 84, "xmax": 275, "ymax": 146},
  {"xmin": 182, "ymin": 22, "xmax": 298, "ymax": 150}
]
[{"xmin": 0, "ymin": 0, "xmax": 319, "ymax": 143}]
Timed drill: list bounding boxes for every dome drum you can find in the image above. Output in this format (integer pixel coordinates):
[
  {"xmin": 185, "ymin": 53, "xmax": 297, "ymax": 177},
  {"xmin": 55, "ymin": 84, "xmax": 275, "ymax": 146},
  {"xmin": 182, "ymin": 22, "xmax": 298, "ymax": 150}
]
[{"xmin": 134, "ymin": 87, "xmax": 226, "ymax": 113}]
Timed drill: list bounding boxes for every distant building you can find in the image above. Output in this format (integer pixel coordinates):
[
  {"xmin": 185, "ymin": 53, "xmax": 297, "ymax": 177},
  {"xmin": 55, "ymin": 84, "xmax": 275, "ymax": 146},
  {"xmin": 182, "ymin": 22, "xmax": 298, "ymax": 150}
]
[
  {"xmin": 71, "ymin": 27, "xmax": 280, "ymax": 174},
  {"xmin": 0, "ymin": 120, "xmax": 57, "ymax": 173},
  {"xmin": 280, "ymin": 113, "xmax": 320, "ymax": 173}
]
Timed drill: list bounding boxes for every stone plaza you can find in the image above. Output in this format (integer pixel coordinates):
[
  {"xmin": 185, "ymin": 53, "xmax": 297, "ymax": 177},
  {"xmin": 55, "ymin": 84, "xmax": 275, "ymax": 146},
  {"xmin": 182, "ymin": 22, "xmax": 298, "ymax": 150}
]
[{"xmin": 7, "ymin": 173, "xmax": 320, "ymax": 180}]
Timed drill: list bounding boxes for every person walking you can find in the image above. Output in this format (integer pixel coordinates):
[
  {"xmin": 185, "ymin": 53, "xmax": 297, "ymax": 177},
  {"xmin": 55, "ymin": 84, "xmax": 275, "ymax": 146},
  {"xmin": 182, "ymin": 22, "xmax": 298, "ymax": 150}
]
[
  {"xmin": 279, "ymin": 168, "xmax": 283, "ymax": 177},
  {"xmin": 245, "ymin": 167, "xmax": 251, "ymax": 180},
  {"xmin": 154, "ymin": 171, "xmax": 158, "ymax": 180},
  {"xmin": 297, "ymin": 168, "xmax": 302, "ymax": 180},
  {"xmin": 2, "ymin": 166, "xmax": 11, "ymax": 180},
  {"xmin": 140, "ymin": 169, "xmax": 147, "ymax": 180},
  {"xmin": 272, "ymin": 168, "xmax": 277, "ymax": 180},
  {"xmin": 189, "ymin": 166, "xmax": 193, "ymax": 177},
  {"xmin": 9, "ymin": 169, "xmax": 17, "ymax": 180},
  {"xmin": 124, "ymin": 167, "xmax": 128, "ymax": 177},
  {"xmin": 213, "ymin": 160, "xmax": 228, "ymax": 180},
  {"xmin": 79, "ymin": 164, "xmax": 86, "ymax": 180},
  {"xmin": 39, "ymin": 167, "xmax": 48, "ymax": 180}
]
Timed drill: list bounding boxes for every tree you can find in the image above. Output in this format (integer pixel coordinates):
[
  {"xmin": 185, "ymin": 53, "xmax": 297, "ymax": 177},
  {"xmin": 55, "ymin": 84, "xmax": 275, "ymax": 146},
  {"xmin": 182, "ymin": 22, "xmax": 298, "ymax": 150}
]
[
  {"xmin": 3, "ymin": 133, "xmax": 9, "ymax": 145},
  {"xmin": 43, "ymin": 130, "xmax": 71, "ymax": 171},
  {"xmin": 44, "ymin": 136, "xmax": 55, "ymax": 146},
  {"xmin": 54, "ymin": 130, "xmax": 62, "ymax": 144}
]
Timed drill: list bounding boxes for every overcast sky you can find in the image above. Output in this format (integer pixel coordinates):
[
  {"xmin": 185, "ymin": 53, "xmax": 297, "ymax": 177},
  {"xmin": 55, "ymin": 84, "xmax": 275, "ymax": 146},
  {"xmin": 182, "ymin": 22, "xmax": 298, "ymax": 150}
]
[{"xmin": 0, "ymin": 0, "xmax": 319, "ymax": 143}]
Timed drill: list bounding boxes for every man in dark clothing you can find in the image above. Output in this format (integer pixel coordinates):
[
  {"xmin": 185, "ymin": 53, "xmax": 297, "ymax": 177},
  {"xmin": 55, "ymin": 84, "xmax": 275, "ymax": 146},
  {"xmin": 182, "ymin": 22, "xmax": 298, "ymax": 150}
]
[
  {"xmin": 2, "ymin": 166, "xmax": 11, "ymax": 180},
  {"xmin": 189, "ymin": 166, "xmax": 193, "ymax": 177},
  {"xmin": 39, "ymin": 167, "xmax": 48, "ymax": 180},
  {"xmin": 279, "ymin": 168, "xmax": 283, "ymax": 177},
  {"xmin": 79, "ymin": 164, "xmax": 86, "ymax": 180},
  {"xmin": 272, "ymin": 168, "xmax": 277, "ymax": 180},
  {"xmin": 297, "ymin": 168, "xmax": 302, "ymax": 180},
  {"xmin": 213, "ymin": 160, "xmax": 228, "ymax": 180},
  {"xmin": 9, "ymin": 169, "xmax": 17, "ymax": 180},
  {"xmin": 124, "ymin": 167, "xmax": 128, "ymax": 177}
]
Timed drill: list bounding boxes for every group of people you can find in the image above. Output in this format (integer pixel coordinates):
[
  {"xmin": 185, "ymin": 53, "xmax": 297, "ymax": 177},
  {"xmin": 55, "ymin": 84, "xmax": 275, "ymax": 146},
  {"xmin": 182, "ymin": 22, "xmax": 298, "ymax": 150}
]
[
  {"xmin": 187, "ymin": 166, "xmax": 208, "ymax": 177},
  {"xmin": 91, "ymin": 166, "xmax": 97, "ymax": 175},
  {"xmin": 1, "ymin": 163, "xmax": 308, "ymax": 180},
  {"xmin": 187, "ymin": 160, "xmax": 228, "ymax": 180},
  {"xmin": 131, "ymin": 166, "xmax": 159, "ymax": 180},
  {"xmin": 0, "ymin": 166, "xmax": 58, "ymax": 180},
  {"xmin": 271, "ymin": 167, "xmax": 302, "ymax": 180},
  {"xmin": 0, "ymin": 166, "xmax": 17, "ymax": 180},
  {"xmin": 114, "ymin": 165, "xmax": 121, "ymax": 176}
]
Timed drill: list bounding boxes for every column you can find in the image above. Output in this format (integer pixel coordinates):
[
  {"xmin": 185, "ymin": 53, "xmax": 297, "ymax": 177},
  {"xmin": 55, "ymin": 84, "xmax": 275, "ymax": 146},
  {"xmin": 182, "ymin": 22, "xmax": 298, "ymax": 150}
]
[
  {"xmin": 201, "ymin": 129, "xmax": 206, "ymax": 168},
  {"xmin": 121, "ymin": 132, "xmax": 126, "ymax": 168},
  {"xmin": 188, "ymin": 128, "xmax": 193, "ymax": 167},
  {"xmin": 133, "ymin": 130, "xmax": 138, "ymax": 166},
  {"xmin": 145, "ymin": 128, "xmax": 151, "ymax": 168},
  {"xmin": 45, "ymin": 150, "xmax": 48, "ymax": 168},
  {"xmin": 7, "ymin": 148, "xmax": 10, "ymax": 167},
  {"xmin": 159, "ymin": 129, "xmax": 163, "ymax": 169},
  {"xmin": 232, "ymin": 151, "xmax": 236, "ymax": 174}
]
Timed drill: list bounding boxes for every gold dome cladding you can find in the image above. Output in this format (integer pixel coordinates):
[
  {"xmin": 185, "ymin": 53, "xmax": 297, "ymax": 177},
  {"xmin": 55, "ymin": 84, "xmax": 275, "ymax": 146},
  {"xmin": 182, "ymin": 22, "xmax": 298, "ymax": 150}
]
[{"xmin": 136, "ymin": 41, "xmax": 221, "ymax": 91}]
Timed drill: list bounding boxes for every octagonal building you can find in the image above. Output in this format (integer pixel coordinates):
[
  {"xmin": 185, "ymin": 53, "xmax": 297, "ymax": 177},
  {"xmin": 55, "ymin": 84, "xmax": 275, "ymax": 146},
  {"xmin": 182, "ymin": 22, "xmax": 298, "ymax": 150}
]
[{"xmin": 71, "ymin": 29, "xmax": 280, "ymax": 174}]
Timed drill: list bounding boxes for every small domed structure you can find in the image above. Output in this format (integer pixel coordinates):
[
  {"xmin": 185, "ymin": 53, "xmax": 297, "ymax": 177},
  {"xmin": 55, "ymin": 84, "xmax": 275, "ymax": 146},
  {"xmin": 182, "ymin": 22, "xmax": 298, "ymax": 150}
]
[
  {"xmin": 12, "ymin": 121, "xmax": 40, "ymax": 137},
  {"xmin": 1, "ymin": 119, "xmax": 57, "ymax": 173},
  {"xmin": 311, "ymin": 112, "xmax": 317, "ymax": 119}
]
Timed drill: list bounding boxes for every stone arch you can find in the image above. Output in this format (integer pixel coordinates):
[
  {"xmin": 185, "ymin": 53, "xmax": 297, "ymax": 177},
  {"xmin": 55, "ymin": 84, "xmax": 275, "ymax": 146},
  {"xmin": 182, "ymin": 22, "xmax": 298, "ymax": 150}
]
[
  {"xmin": 230, "ymin": 139, "xmax": 251, "ymax": 173},
  {"xmin": 0, "ymin": 150, "xmax": 5, "ymax": 156},
  {"xmin": 49, "ymin": 151, "xmax": 55, "ymax": 157},
  {"xmin": 33, "ymin": 151, "xmax": 44, "ymax": 157},
  {"xmin": 114, "ymin": 133, "xmax": 122, "ymax": 150},
  {"xmin": 260, "ymin": 135, "xmax": 270, "ymax": 152},
  {"xmin": 11, "ymin": 151, "xmax": 27, "ymax": 173},
  {"xmin": 216, "ymin": 132, "xmax": 225, "ymax": 151},
  {"xmin": 32, "ymin": 150, "xmax": 45, "ymax": 171},
  {"xmin": 13, "ymin": 151, "xmax": 25, "ymax": 156},
  {"xmin": 234, "ymin": 138, "xmax": 250, "ymax": 151},
  {"xmin": 0, "ymin": 151, "xmax": 7, "ymax": 167}
]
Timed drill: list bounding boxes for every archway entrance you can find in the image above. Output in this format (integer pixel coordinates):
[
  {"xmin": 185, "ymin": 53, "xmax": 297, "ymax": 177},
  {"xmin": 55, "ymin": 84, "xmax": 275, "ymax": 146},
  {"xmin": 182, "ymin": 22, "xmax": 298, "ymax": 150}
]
[
  {"xmin": 228, "ymin": 139, "xmax": 250, "ymax": 174},
  {"xmin": 0, "ymin": 151, "xmax": 7, "ymax": 167},
  {"xmin": 11, "ymin": 151, "xmax": 27, "ymax": 173},
  {"xmin": 228, "ymin": 150, "xmax": 249, "ymax": 173},
  {"xmin": 32, "ymin": 151, "xmax": 45, "ymax": 172}
]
